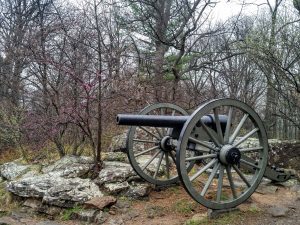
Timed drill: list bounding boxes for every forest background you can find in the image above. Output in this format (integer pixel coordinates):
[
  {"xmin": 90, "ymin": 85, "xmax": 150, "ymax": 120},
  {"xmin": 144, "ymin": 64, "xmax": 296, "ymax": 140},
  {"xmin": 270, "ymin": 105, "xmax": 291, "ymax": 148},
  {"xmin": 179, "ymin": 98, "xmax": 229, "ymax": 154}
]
[{"xmin": 0, "ymin": 0, "xmax": 300, "ymax": 163}]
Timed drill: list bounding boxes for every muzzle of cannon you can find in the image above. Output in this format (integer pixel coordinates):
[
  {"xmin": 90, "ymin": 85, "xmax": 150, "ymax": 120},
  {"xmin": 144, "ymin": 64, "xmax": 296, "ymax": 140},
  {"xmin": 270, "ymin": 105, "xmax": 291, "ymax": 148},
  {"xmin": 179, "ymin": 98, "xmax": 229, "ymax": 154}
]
[{"xmin": 117, "ymin": 99, "xmax": 295, "ymax": 210}]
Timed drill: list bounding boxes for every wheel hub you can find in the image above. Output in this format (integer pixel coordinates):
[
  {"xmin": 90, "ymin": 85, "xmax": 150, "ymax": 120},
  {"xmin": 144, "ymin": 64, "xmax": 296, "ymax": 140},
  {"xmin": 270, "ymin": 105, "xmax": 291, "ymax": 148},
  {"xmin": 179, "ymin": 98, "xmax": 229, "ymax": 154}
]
[
  {"xmin": 219, "ymin": 145, "xmax": 241, "ymax": 165},
  {"xmin": 160, "ymin": 136, "xmax": 173, "ymax": 152}
]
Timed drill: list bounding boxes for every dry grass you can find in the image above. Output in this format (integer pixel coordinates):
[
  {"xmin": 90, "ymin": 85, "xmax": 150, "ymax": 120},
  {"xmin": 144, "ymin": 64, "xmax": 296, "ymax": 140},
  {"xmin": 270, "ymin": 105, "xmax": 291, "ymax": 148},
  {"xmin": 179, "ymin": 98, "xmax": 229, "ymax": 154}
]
[{"xmin": 0, "ymin": 148, "xmax": 20, "ymax": 164}]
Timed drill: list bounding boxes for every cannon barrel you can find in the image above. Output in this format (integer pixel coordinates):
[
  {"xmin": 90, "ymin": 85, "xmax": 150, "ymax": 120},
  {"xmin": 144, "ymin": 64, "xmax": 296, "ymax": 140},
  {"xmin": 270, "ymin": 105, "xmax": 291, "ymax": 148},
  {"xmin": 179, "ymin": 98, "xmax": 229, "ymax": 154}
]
[{"xmin": 117, "ymin": 114, "xmax": 228, "ymax": 131}]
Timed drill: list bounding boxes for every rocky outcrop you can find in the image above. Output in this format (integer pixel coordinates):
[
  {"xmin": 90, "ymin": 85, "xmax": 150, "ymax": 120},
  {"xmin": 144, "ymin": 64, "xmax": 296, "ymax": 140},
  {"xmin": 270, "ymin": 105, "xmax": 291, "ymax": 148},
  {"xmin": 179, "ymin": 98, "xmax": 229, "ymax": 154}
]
[
  {"xmin": 7, "ymin": 174, "xmax": 103, "ymax": 208},
  {"xmin": 102, "ymin": 152, "xmax": 128, "ymax": 163},
  {"xmin": 23, "ymin": 199, "xmax": 61, "ymax": 215},
  {"xmin": 84, "ymin": 196, "xmax": 117, "ymax": 210},
  {"xmin": 0, "ymin": 150, "xmax": 154, "ymax": 225},
  {"xmin": 95, "ymin": 161, "xmax": 135, "ymax": 185},
  {"xmin": 124, "ymin": 182, "xmax": 151, "ymax": 198},
  {"xmin": 41, "ymin": 155, "xmax": 94, "ymax": 178},
  {"xmin": 108, "ymin": 132, "xmax": 127, "ymax": 152},
  {"xmin": 1, "ymin": 154, "xmax": 152, "ymax": 212},
  {"xmin": 137, "ymin": 155, "xmax": 166, "ymax": 174},
  {"xmin": 0, "ymin": 162, "xmax": 30, "ymax": 180}
]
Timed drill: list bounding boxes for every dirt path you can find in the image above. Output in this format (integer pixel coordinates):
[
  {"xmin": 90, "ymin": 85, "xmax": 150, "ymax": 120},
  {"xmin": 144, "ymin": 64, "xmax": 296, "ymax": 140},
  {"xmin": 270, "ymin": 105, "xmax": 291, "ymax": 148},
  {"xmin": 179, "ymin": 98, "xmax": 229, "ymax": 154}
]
[{"xmin": 110, "ymin": 181, "xmax": 300, "ymax": 225}]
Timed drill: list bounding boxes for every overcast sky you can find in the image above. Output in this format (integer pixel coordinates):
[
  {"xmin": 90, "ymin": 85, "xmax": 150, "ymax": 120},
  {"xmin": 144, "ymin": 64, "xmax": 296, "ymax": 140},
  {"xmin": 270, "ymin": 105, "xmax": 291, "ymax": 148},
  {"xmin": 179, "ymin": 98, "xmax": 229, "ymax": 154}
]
[
  {"xmin": 212, "ymin": 0, "xmax": 274, "ymax": 21},
  {"xmin": 68, "ymin": 0, "xmax": 279, "ymax": 21}
]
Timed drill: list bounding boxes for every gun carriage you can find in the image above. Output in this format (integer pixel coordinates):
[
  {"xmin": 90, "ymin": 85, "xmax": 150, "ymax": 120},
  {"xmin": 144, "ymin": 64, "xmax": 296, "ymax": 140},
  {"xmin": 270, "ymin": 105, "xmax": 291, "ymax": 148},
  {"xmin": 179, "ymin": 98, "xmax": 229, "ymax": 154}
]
[{"xmin": 117, "ymin": 99, "xmax": 294, "ymax": 210}]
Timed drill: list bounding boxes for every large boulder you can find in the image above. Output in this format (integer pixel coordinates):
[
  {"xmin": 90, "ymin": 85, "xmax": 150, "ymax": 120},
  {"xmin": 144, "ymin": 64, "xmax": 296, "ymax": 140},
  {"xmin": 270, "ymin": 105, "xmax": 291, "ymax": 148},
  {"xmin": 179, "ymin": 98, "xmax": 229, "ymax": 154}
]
[
  {"xmin": 102, "ymin": 152, "xmax": 128, "ymax": 163},
  {"xmin": 124, "ymin": 182, "xmax": 151, "ymax": 199},
  {"xmin": 42, "ymin": 155, "xmax": 94, "ymax": 178},
  {"xmin": 94, "ymin": 161, "xmax": 135, "ymax": 185},
  {"xmin": 0, "ymin": 162, "xmax": 30, "ymax": 181},
  {"xmin": 137, "ymin": 155, "xmax": 166, "ymax": 175},
  {"xmin": 7, "ymin": 174, "xmax": 103, "ymax": 208},
  {"xmin": 108, "ymin": 132, "xmax": 127, "ymax": 152}
]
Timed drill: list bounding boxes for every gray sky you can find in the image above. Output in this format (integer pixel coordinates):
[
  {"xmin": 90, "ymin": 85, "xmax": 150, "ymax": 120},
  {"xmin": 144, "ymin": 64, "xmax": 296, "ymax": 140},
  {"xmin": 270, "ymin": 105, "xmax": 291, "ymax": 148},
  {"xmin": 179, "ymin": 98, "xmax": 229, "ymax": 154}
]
[{"xmin": 212, "ymin": 0, "xmax": 274, "ymax": 21}]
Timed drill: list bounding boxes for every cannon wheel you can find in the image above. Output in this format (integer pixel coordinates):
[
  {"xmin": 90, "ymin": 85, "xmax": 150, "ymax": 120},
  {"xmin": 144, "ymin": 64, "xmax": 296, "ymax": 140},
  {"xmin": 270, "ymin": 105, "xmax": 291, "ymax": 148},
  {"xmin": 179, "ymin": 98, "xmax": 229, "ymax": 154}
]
[
  {"xmin": 176, "ymin": 98, "xmax": 268, "ymax": 209},
  {"xmin": 127, "ymin": 103, "xmax": 189, "ymax": 186}
]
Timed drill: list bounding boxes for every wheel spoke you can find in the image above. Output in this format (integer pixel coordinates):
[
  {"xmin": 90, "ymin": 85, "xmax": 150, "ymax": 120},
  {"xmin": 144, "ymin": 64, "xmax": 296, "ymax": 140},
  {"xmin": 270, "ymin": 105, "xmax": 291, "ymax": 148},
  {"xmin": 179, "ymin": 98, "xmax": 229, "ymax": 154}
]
[
  {"xmin": 133, "ymin": 139, "xmax": 158, "ymax": 144},
  {"xmin": 213, "ymin": 108, "xmax": 224, "ymax": 144},
  {"xmin": 229, "ymin": 114, "xmax": 249, "ymax": 144},
  {"xmin": 233, "ymin": 165, "xmax": 251, "ymax": 187},
  {"xmin": 190, "ymin": 159, "xmax": 217, "ymax": 182},
  {"xmin": 216, "ymin": 164, "xmax": 224, "ymax": 202},
  {"xmin": 240, "ymin": 146, "xmax": 264, "ymax": 153},
  {"xmin": 154, "ymin": 127, "xmax": 163, "ymax": 138},
  {"xmin": 226, "ymin": 166, "xmax": 237, "ymax": 199},
  {"xmin": 232, "ymin": 128, "xmax": 259, "ymax": 148},
  {"xmin": 224, "ymin": 107, "xmax": 233, "ymax": 144},
  {"xmin": 139, "ymin": 126, "xmax": 160, "ymax": 140},
  {"xmin": 185, "ymin": 154, "xmax": 217, "ymax": 162},
  {"xmin": 201, "ymin": 162, "xmax": 220, "ymax": 196},
  {"xmin": 141, "ymin": 150, "xmax": 161, "ymax": 171},
  {"xmin": 153, "ymin": 152, "xmax": 164, "ymax": 179},
  {"xmin": 165, "ymin": 152, "xmax": 170, "ymax": 179},
  {"xmin": 199, "ymin": 121, "xmax": 221, "ymax": 147},
  {"xmin": 170, "ymin": 151, "xmax": 176, "ymax": 164},
  {"xmin": 188, "ymin": 137, "xmax": 216, "ymax": 152},
  {"xmin": 240, "ymin": 159, "xmax": 260, "ymax": 169},
  {"xmin": 134, "ymin": 146, "xmax": 160, "ymax": 157}
]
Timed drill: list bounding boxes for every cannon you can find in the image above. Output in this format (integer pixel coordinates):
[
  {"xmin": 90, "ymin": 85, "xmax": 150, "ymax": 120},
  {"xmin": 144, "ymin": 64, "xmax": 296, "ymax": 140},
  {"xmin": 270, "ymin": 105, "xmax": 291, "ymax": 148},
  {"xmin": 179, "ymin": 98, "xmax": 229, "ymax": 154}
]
[{"xmin": 117, "ymin": 99, "xmax": 295, "ymax": 210}]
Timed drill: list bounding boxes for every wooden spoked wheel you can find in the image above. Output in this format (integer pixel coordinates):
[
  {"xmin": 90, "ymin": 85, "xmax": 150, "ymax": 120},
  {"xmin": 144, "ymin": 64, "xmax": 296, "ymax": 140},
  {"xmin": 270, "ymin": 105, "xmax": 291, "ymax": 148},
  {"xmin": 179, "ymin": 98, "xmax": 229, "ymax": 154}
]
[
  {"xmin": 126, "ymin": 103, "xmax": 190, "ymax": 186},
  {"xmin": 176, "ymin": 98, "xmax": 268, "ymax": 209}
]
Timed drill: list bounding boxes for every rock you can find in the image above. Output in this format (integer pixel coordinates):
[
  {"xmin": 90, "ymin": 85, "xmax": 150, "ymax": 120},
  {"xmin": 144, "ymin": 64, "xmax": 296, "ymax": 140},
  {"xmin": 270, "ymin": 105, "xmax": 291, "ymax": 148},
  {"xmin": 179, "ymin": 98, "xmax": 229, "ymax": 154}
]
[
  {"xmin": 43, "ymin": 178, "xmax": 103, "ymax": 208},
  {"xmin": 7, "ymin": 175, "xmax": 103, "ymax": 208},
  {"xmin": 10, "ymin": 211, "xmax": 29, "ymax": 220},
  {"xmin": 94, "ymin": 211, "xmax": 108, "ymax": 224},
  {"xmin": 0, "ymin": 216, "xmax": 20, "ymax": 225},
  {"xmin": 42, "ymin": 156, "xmax": 94, "ymax": 178},
  {"xmin": 184, "ymin": 213, "xmax": 207, "ymax": 225},
  {"xmin": 279, "ymin": 179, "xmax": 299, "ymax": 188},
  {"xmin": 23, "ymin": 199, "xmax": 61, "ymax": 216},
  {"xmin": 95, "ymin": 161, "xmax": 134, "ymax": 185},
  {"xmin": 108, "ymin": 132, "xmax": 127, "ymax": 152},
  {"xmin": 105, "ymin": 217, "xmax": 125, "ymax": 225},
  {"xmin": 0, "ymin": 162, "xmax": 30, "ymax": 180},
  {"xmin": 21, "ymin": 169, "xmax": 41, "ymax": 179},
  {"xmin": 7, "ymin": 174, "xmax": 55, "ymax": 198},
  {"xmin": 35, "ymin": 221, "xmax": 62, "ymax": 225},
  {"xmin": 102, "ymin": 152, "xmax": 128, "ymax": 163},
  {"xmin": 122, "ymin": 211, "xmax": 140, "ymax": 221},
  {"xmin": 256, "ymin": 184, "xmax": 278, "ymax": 194},
  {"xmin": 109, "ymin": 210, "xmax": 116, "ymax": 215},
  {"xmin": 71, "ymin": 209, "xmax": 98, "ymax": 223},
  {"xmin": 84, "ymin": 196, "xmax": 117, "ymax": 210},
  {"xmin": 145, "ymin": 205, "xmax": 165, "ymax": 218},
  {"xmin": 136, "ymin": 155, "xmax": 165, "ymax": 174},
  {"xmin": 268, "ymin": 141, "xmax": 300, "ymax": 172},
  {"xmin": 115, "ymin": 200, "xmax": 131, "ymax": 212},
  {"xmin": 191, "ymin": 213, "xmax": 207, "ymax": 221},
  {"xmin": 267, "ymin": 206, "xmax": 289, "ymax": 217},
  {"xmin": 0, "ymin": 177, "xmax": 3, "ymax": 183},
  {"xmin": 207, "ymin": 208, "xmax": 240, "ymax": 219},
  {"xmin": 104, "ymin": 182, "xmax": 130, "ymax": 194},
  {"xmin": 290, "ymin": 184, "xmax": 300, "ymax": 192},
  {"xmin": 125, "ymin": 182, "xmax": 151, "ymax": 199}
]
